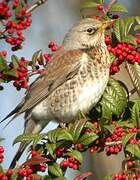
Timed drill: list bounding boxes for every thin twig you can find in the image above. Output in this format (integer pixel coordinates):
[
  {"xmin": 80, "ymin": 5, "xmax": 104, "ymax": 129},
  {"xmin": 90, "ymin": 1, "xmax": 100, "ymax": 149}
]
[
  {"xmin": 105, "ymin": 141, "xmax": 122, "ymax": 146},
  {"xmin": 104, "ymin": 0, "xmax": 116, "ymax": 14},
  {"xmin": 0, "ymin": 0, "xmax": 48, "ymax": 37}
]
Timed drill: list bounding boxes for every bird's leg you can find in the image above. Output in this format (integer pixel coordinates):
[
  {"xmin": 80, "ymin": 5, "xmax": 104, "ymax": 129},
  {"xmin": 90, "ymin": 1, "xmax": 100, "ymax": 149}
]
[{"xmin": 59, "ymin": 122, "xmax": 66, "ymax": 128}]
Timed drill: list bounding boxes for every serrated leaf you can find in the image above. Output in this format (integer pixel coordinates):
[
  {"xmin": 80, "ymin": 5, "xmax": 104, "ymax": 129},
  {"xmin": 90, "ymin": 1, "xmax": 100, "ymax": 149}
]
[
  {"xmin": 54, "ymin": 177, "xmax": 66, "ymax": 180},
  {"xmin": 57, "ymin": 129, "xmax": 73, "ymax": 142},
  {"xmin": 11, "ymin": 55, "xmax": 19, "ymax": 69},
  {"xmin": 77, "ymin": 133, "xmax": 98, "ymax": 146},
  {"xmin": 103, "ymin": 175, "xmax": 112, "ymax": 180},
  {"xmin": 15, "ymin": 0, "xmax": 24, "ymax": 15},
  {"xmin": 22, "ymin": 156, "xmax": 48, "ymax": 167},
  {"xmin": 47, "ymin": 128, "xmax": 61, "ymax": 143},
  {"xmin": 131, "ymin": 100, "xmax": 140, "ymax": 127},
  {"xmin": 68, "ymin": 119, "xmax": 87, "ymax": 144},
  {"xmin": 48, "ymin": 163, "xmax": 63, "ymax": 177},
  {"xmin": 126, "ymin": 144, "xmax": 140, "ymax": 159},
  {"xmin": 100, "ymin": 78, "xmax": 128, "ymax": 119},
  {"xmin": 117, "ymin": 121, "xmax": 135, "ymax": 129},
  {"xmin": 98, "ymin": 0, "xmax": 104, "ymax": 4},
  {"xmin": 65, "ymin": 150, "xmax": 83, "ymax": 163},
  {"xmin": 31, "ymin": 50, "xmax": 42, "ymax": 66},
  {"xmin": 125, "ymin": 63, "xmax": 140, "ymax": 97},
  {"xmin": 104, "ymin": 124, "xmax": 115, "ymax": 134},
  {"xmin": 122, "ymin": 134, "xmax": 135, "ymax": 147},
  {"xmin": 114, "ymin": 19, "xmax": 124, "ymax": 42},
  {"xmin": 13, "ymin": 133, "xmax": 46, "ymax": 145},
  {"xmin": 32, "ymin": 133, "xmax": 47, "ymax": 149},
  {"xmin": 123, "ymin": 35, "xmax": 137, "ymax": 46},
  {"xmin": 3, "ymin": 68, "xmax": 18, "ymax": 77},
  {"xmin": 10, "ymin": 172, "xmax": 18, "ymax": 180},
  {"xmin": 124, "ymin": 17, "xmax": 135, "ymax": 36},
  {"xmin": 109, "ymin": 3, "xmax": 128, "ymax": 13},
  {"xmin": 134, "ymin": 24, "xmax": 140, "ymax": 31},
  {"xmin": 46, "ymin": 143, "xmax": 56, "ymax": 159},
  {"xmin": 80, "ymin": 1, "xmax": 99, "ymax": 12},
  {"xmin": 0, "ymin": 55, "xmax": 7, "ymax": 72},
  {"xmin": 84, "ymin": 121, "xmax": 96, "ymax": 131},
  {"xmin": 135, "ymin": 16, "xmax": 140, "ymax": 24}
]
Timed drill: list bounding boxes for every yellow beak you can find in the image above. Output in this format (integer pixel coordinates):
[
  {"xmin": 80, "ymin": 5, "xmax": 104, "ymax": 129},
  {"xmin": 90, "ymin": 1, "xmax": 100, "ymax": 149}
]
[{"xmin": 99, "ymin": 20, "xmax": 111, "ymax": 32}]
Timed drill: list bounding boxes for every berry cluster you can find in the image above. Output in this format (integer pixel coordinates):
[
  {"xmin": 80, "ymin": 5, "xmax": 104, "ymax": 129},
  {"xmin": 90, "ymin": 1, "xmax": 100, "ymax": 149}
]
[
  {"xmin": 0, "ymin": 0, "xmax": 32, "ymax": 50},
  {"xmin": 105, "ymin": 36, "xmax": 140, "ymax": 75},
  {"xmin": 12, "ymin": 57, "xmax": 29, "ymax": 90},
  {"xmin": 0, "ymin": 0, "xmax": 11, "ymax": 20},
  {"xmin": 5, "ymin": 9, "xmax": 31, "ymax": 50},
  {"xmin": 114, "ymin": 171, "xmax": 140, "ymax": 180},
  {"xmin": 55, "ymin": 147, "xmax": 64, "ymax": 158},
  {"xmin": 0, "ymin": 146, "xmax": 4, "ymax": 163},
  {"xmin": 105, "ymin": 126, "xmax": 124, "ymax": 155},
  {"xmin": 60, "ymin": 157, "xmax": 80, "ymax": 170}
]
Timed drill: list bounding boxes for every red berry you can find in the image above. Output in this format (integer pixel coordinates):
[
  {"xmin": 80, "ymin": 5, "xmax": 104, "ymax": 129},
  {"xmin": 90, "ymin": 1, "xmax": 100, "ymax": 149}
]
[{"xmin": 97, "ymin": 4, "xmax": 103, "ymax": 11}]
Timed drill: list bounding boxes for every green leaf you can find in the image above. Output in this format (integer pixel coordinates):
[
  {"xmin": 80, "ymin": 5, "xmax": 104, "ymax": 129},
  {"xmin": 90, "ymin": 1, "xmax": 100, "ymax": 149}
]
[
  {"xmin": 125, "ymin": 63, "xmax": 140, "ymax": 97},
  {"xmin": 15, "ymin": 0, "xmax": 24, "ymax": 16},
  {"xmin": 57, "ymin": 129, "xmax": 73, "ymax": 142},
  {"xmin": 103, "ymin": 175, "xmax": 113, "ymax": 180},
  {"xmin": 122, "ymin": 134, "xmax": 135, "ymax": 147},
  {"xmin": 126, "ymin": 144, "xmax": 140, "ymax": 159},
  {"xmin": 13, "ymin": 133, "xmax": 47, "ymax": 145},
  {"xmin": 100, "ymin": 78, "xmax": 128, "ymax": 119},
  {"xmin": 131, "ymin": 100, "xmax": 140, "ymax": 127},
  {"xmin": 134, "ymin": 24, "xmax": 140, "ymax": 31},
  {"xmin": 31, "ymin": 50, "xmax": 42, "ymax": 66},
  {"xmin": 65, "ymin": 150, "xmax": 83, "ymax": 163},
  {"xmin": 54, "ymin": 177, "xmax": 66, "ymax": 180},
  {"xmin": 46, "ymin": 143, "xmax": 56, "ymax": 159},
  {"xmin": 32, "ymin": 133, "xmax": 47, "ymax": 149},
  {"xmin": 80, "ymin": 1, "xmax": 99, "ymax": 12},
  {"xmin": 124, "ymin": 17, "xmax": 135, "ymax": 36},
  {"xmin": 0, "ymin": 55, "xmax": 7, "ymax": 72},
  {"xmin": 47, "ymin": 128, "xmax": 61, "ymax": 143},
  {"xmin": 122, "ymin": 35, "xmax": 137, "ymax": 46},
  {"xmin": 77, "ymin": 133, "xmax": 98, "ymax": 146},
  {"xmin": 68, "ymin": 119, "xmax": 87, "ymax": 144},
  {"xmin": 114, "ymin": 19, "xmax": 124, "ymax": 42},
  {"xmin": 117, "ymin": 121, "xmax": 135, "ymax": 129},
  {"xmin": 98, "ymin": 0, "xmax": 104, "ymax": 3},
  {"xmin": 48, "ymin": 163, "xmax": 63, "ymax": 177},
  {"xmin": 11, "ymin": 55, "xmax": 19, "ymax": 69},
  {"xmin": 135, "ymin": 16, "xmax": 140, "ymax": 24},
  {"xmin": 104, "ymin": 124, "xmax": 115, "ymax": 134},
  {"xmin": 109, "ymin": 3, "xmax": 128, "ymax": 12},
  {"xmin": 3, "ymin": 68, "xmax": 18, "ymax": 77}
]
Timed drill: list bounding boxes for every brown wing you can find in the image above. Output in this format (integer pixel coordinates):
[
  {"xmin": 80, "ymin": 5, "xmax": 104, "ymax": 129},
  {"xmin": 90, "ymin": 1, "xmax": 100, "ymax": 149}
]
[{"xmin": 16, "ymin": 48, "xmax": 83, "ymax": 114}]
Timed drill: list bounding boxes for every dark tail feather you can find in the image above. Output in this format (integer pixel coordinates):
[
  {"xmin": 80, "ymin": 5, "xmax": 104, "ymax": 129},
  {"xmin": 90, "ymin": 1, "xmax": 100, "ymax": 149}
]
[
  {"xmin": 9, "ymin": 142, "xmax": 29, "ymax": 169},
  {"xmin": 0, "ymin": 99, "xmax": 25, "ymax": 125}
]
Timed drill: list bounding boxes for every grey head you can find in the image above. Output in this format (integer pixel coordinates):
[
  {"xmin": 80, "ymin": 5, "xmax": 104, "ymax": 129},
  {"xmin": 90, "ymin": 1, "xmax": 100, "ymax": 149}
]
[{"xmin": 63, "ymin": 18, "xmax": 108, "ymax": 50}]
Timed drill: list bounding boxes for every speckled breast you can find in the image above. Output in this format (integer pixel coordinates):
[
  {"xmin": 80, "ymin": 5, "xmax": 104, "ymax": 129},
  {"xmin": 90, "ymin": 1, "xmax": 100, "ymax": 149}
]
[{"xmin": 47, "ymin": 59, "xmax": 109, "ymax": 122}]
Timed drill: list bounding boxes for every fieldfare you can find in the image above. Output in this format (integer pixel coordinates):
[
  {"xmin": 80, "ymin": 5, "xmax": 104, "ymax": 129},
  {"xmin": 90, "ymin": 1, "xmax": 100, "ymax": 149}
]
[{"xmin": 1, "ymin": 18, "xmax": 111, "ymax": 168}]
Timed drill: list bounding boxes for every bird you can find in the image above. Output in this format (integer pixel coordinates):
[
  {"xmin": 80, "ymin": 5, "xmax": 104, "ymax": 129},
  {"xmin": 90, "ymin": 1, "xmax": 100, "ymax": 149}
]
[{"xmin": 1, "ymin": 18, "xmax": 111, "ymax": 168}]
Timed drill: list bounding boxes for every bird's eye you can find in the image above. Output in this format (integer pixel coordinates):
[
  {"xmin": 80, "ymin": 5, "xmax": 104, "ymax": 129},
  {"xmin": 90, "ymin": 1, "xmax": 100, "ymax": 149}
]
[{"xmin": 86, "ymin": 28, "xmax": 96, "ymax": 34}]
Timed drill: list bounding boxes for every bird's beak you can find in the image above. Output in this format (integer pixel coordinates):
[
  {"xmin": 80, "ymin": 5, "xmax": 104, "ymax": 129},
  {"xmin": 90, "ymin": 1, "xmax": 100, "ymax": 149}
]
[{"xmin": 99, "ymin": 20, "xmax": 111, "ymax": 32}]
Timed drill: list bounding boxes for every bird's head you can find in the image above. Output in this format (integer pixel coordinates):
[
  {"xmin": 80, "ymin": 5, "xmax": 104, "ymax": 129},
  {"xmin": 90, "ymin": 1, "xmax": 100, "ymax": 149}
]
[{"xmin": 63, "ymin": 18, "xmax": 110, "ymax": 50}]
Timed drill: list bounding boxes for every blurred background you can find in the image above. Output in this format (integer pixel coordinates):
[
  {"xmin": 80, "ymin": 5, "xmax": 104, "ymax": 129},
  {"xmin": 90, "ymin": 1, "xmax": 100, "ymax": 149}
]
[{"xmin": 0, "ymin": 0, "xmax": 140, "ymax": 179}]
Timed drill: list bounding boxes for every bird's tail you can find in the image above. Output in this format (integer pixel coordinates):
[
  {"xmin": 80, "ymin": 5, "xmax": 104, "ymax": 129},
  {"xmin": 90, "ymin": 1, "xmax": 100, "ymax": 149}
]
[
  {"xmin": 9, "ymin": 142, "xmax": 29, "ymax": 169},
  {"xmin": 9, "ymin": 113, "xmax": 48, "ymax": 169}
]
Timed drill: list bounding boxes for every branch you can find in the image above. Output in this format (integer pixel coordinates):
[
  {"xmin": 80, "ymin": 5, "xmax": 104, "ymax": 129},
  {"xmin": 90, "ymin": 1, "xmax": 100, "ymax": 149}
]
[
  {"xmin": 105, "ymin": 141, "xmax": 122, "ymax": 146},
  {"xmin": 0, "ymin": 0, "xmax": 48, "ymax": 37},
  {"xmin": 26, "ymin": 0, "xmax": 48, "ymax": 13}
]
